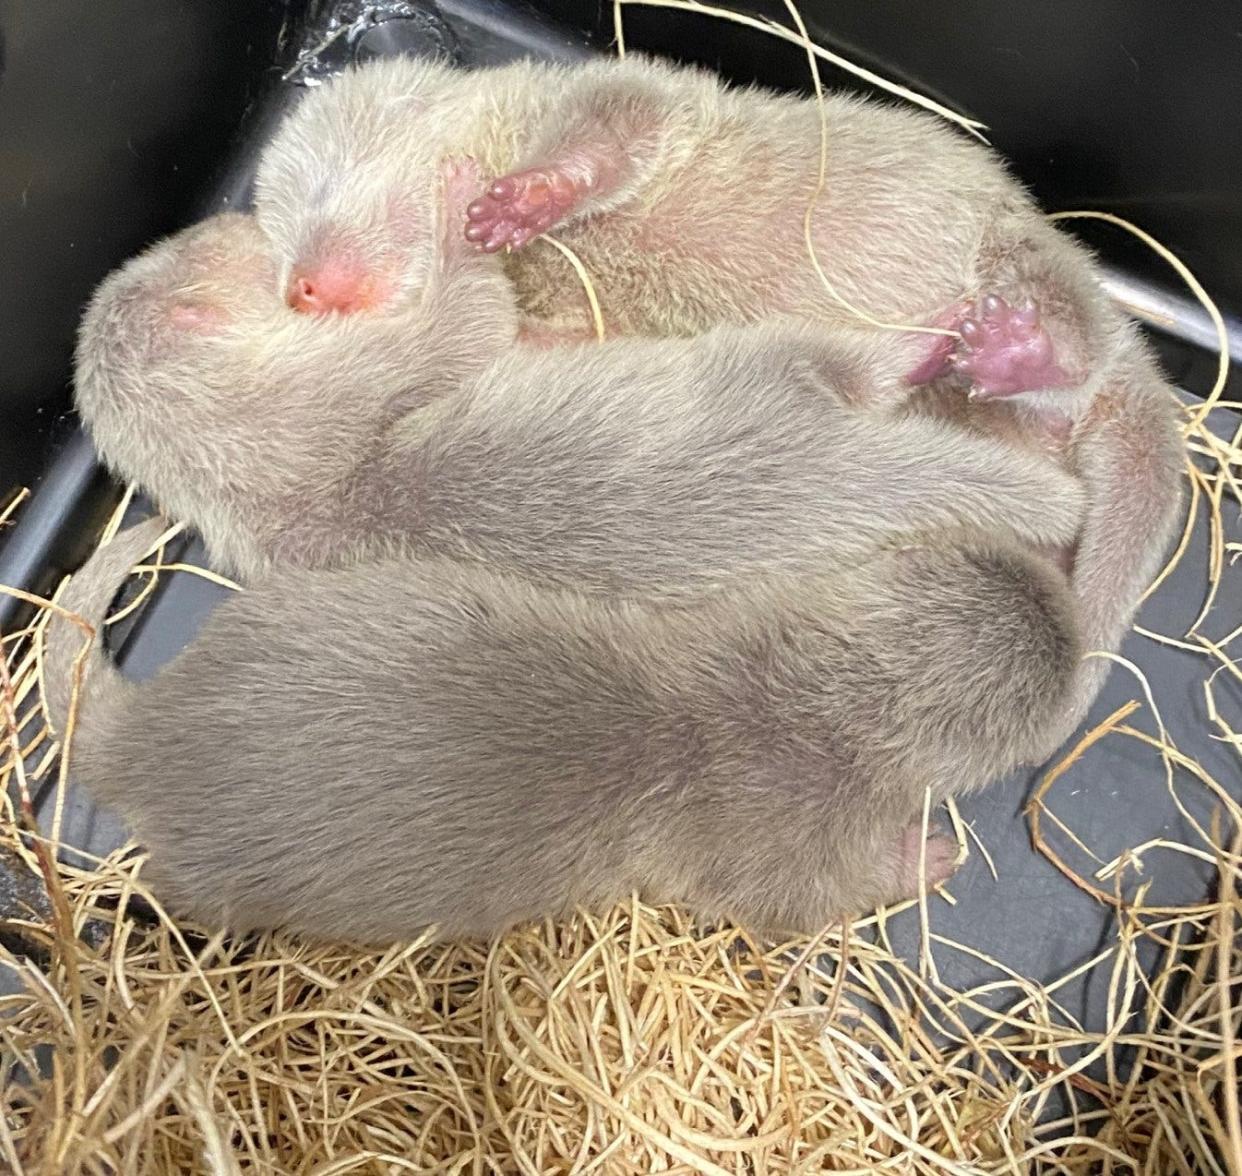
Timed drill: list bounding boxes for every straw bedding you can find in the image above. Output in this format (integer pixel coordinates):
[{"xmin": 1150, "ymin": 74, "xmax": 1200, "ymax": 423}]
[
  {"xmin": 0, "ymin": 784, "xmax": 1237, "ymax": 1171},
  {"xmin": 2, "ymin": 425, "xmax": 1241, "ymax": 1172},
  {"xmin": 3, "ymin": 8, "xmax": 1242, "ymax": 1171}
]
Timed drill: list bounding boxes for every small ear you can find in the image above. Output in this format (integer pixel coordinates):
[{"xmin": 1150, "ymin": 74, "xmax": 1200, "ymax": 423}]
[
  {"xmin": 440, "ymin": 155, "xmax": 485, "ymax": 200},
  {"xmin": 437, "ymin": 156, "xmax": 487, "ymax": 262}
]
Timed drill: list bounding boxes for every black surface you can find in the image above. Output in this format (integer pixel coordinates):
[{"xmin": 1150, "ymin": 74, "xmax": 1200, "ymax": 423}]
[
  {"xmin": 0, "ymin": 0, "xmax": 307, "ymax": 626},
  {"xmin": 1, "ymin": 0, "xmax": 1239, "ymax": 1071},
  {"xmin": 0, "ymin": 0, "xmax": 292, "ymax": 492},
  {"xmin": 544, "ymin": 0, "xmax": 1242, "ymax": 322},
  {"xmin": 0, "ymin": 428, "xmax": 119, "ymax": 634}
]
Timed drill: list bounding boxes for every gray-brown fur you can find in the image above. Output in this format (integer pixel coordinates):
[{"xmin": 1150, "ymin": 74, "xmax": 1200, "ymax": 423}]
[
  {"xmin": 76, "ymin": 214, "xmax": 1085, "ymax": 600},
  {"xmin": 43, "ymin": 518, "xmax": 1081, "ymax": 943},
  {"xmin": 252, "ymin": 53, "xmax": 1185, "ymax": 732},
  {"xmin": 254, "ymin": 54, "xmax": 1020, "ymax": 342}
]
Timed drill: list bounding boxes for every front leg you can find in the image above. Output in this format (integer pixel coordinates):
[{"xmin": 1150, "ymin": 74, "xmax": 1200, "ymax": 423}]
[
  {"xmin": 466, "ymin": 164, "xmax": 610, "ymax": 252},
  {"xmin": 464, "ymin": 64, "xmax": 677, "ymax": 253},
  {"xmin": 410, "ymin": 155, "xmax": 522, "ymax": 390}
]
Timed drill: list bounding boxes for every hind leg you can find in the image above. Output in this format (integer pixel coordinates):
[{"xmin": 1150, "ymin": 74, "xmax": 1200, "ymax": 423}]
[
  {"xmin": 1037, "ymin": 350, "xmax": 1186, "ymax": 744},
  {"xmin": 776, "ymin": 820, "xmax": 961, "ymax": 936},
  {"xmin": 912, "ymin": 227, "xmax": 1186, "ymax": 740},
  {"xmin": 697, "ymin": 819, "xmax": 961, "ymax": 939},
  {"xmin": 907, "ymin": 216, "xmax": 1128, "ymax": 417},
  {"xmin": 906, "ymin": 292, "xmax": 1071, "ymax": 401},
  {"xmin": 946, "ymin": 293, "xmax": 1070, "ymax": 397},
  {"xmin": 893, "ymin": 822, "xmax": 960, "ymax": 896}
]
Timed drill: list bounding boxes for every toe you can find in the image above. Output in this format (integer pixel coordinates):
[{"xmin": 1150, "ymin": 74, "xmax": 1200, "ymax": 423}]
[{"xmin": 1014, "ymin": 297, "xmax": 1040, "ymax": 325}]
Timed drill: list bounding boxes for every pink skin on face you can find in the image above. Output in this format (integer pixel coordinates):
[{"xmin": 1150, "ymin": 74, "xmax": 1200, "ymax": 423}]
[
  {"xmin": 169, "ymin": 303, "xmax": 227, "ymax": 332},
  {"xmin": 285, "ymin": 159, "xmax": 486, "ymax": 316},
  {"xmin": 907, "ymin": 293, "xmax": 1070, "ymax": 398},
  {"xmin": 285, "ymin": 256, "xmax": 393, "ymax": 316},
  {"xmin": 464, "ymin": 165, "xmax": 592, "ymax": 252}
]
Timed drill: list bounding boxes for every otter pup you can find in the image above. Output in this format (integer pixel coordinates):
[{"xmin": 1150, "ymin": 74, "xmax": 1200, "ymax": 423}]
[
  {"xmin": 43, "ymin": 516, "xmax": 1081, "ymax": 944},
  {"xmin": 75, "ymin": 206, "xmax": 1085, "ymax": 599},
  {"xmin": 249, "ymin": 53, "xmax": 1184, "ymax": 732}
]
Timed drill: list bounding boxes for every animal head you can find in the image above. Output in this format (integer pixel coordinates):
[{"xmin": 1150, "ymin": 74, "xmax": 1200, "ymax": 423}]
[
  {"xmin": 254, "ymin": 56, "xmax": 466, "ymax": 317},
  {"xmin": 74, "ymin": 214, "xmax": 282, "ymax": 477},
  {"xmin": 75, "ymin": 199, "xmax": 517, "ymax": 523}
]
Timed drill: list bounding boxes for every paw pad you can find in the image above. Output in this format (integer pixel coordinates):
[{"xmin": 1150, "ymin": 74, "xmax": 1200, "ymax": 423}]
[
  {"xmin": 952, "ymin": 293, "xmax": 1069, "ymax": 398},
  {"xmin": 464, "ymin": 167, "xmax": 584, "ymax": 252}
]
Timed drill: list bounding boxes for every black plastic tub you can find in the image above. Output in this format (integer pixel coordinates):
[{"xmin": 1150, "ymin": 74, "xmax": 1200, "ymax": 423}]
[
  {"xmin": 4, "ymin": 0, "xmax": 1241, "ymax": 630},
  {"xmin": 2, "ymin": 0, "xmax": 1240, "ymax": 1063}
]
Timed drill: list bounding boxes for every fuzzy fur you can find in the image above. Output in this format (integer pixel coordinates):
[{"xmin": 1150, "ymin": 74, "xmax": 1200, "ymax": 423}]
[
  {"xmin": 75, "ymin": 214, "xmax": 1086, "ymax": 600},
  {"xmin": 44, "ymin": 518, "xmax": 1081, "ymax": 944},
  {"xmin": 251, "ymin": 53, "xmax": 1186, "ymax": 732}
]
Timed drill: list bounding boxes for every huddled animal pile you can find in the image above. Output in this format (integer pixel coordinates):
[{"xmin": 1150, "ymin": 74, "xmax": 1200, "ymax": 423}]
[{"xmin": 47, "ymin": 53, "xmax": 1183, "ymax": 944}]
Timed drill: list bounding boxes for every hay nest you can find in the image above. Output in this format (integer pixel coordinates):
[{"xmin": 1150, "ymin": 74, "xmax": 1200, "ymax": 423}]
[
  {"xmin": 0, "ymin": 794, "xmax": 1238, "ymax": 1173},
  {"xmin": 2, "ymin": 422, "xmax": 1241, "ymax": 1173},
  {"xmin": 2, "ymin": 8, "xmax": 1241, "ymax": 1170}
]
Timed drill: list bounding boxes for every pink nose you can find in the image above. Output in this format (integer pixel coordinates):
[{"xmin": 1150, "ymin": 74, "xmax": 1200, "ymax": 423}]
[{"xmin": 285, "ymin": 262, "xmax": 371, "ymax": 315}]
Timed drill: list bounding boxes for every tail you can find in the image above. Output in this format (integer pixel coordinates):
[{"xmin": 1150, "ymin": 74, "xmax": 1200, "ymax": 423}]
[
  {"xmin": 41, "ymin": 517, "xmax": 169, "ymax": 742},
  {"xmin": 1054, "ymin": 344, "xmax": 1187, "ymax": 739}
]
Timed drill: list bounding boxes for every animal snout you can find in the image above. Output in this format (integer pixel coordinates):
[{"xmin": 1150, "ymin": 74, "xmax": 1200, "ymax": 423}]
[{"xmin": 284, "ymin": 258, "xmax": 375, "ymax": 315}]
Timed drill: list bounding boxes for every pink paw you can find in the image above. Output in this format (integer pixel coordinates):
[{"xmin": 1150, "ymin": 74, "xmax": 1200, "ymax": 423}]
[
  {"xmin": 951, "ymin": 293, "xmax": 1070, "ymax": 399},
  {"xmin": 464, "ymin": 167, "xmax": 586, "ymax": 253},
  {"xmin": 896, "ymin": 824, "xmax": 959, "ymax": 896}
]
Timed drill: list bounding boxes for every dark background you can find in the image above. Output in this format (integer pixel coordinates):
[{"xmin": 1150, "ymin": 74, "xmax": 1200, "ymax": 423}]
[
  {"xmin": 0, "ymin": 0, "xmax": 289, "ymax": 494},
  {"xmin": 548, "ymin": 1, "xmax": 1242, "ymax": 315},
  {"xmin": 3, "ymin": 0, "xmax": 1241, "ymax": 502}
]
